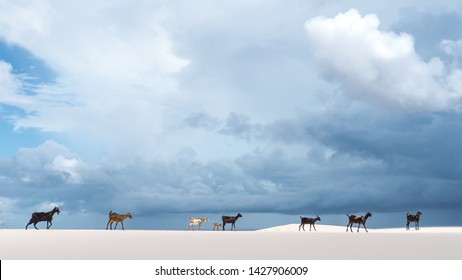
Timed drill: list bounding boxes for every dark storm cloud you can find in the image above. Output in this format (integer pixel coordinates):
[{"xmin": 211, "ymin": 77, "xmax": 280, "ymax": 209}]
[
  {"xmin": 182, "ymin": 107, "xmax": 462, "ymax": 216},
  {"xmin": 3, "ymin": 109, "xmax": 462, "ymax": 228}
]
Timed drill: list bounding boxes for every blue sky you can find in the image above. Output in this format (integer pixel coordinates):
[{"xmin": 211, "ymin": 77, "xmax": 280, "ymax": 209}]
[{"xmin": 1, "ymin": 0, "xmax": 462, "ymax": 230}]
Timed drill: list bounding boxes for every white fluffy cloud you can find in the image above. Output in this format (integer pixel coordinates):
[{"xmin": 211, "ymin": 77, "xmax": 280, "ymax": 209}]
[
  {"xmin": 0, "ymin": 0, "xmax": 190, "ymax": 160},
  {"xmin": 0, "ymin": 1, "xmax": 51, "ymax": 42},
  {"xmin": 305, "ymin": 9, "xmax": 462, "ymax": 111}
]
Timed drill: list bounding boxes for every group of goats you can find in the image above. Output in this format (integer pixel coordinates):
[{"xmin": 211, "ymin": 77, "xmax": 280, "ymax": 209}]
[
  {"xmin": 24, "ymin": 206, "xmax": 423, "ymax": 232},
  {"xmin": 188, "ymin": 213, "xmax": 243, "ymax": 231},
  {"xmin": 299, "ymin": 211, "xmax": 423, "ymax": 232},
  {"xmin": 25, "ymin": 207, "xmax": 134, "ymax": 230},
  {"xmin": 24, "ymin": 207, "xmax": 243, "ymax": 231},
  {"xmin": 188, "ymin": 211, "xmax": 423, "ymax": 232}
]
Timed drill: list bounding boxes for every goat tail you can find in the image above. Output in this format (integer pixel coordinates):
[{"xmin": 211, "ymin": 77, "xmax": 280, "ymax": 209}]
[
  {"xmin": 346, "ymin": 214, "xmax": 350, "ymax": 217},
  {"xmin": 109, "ymin": 210, "xmax": 113, "ymax": 216}
]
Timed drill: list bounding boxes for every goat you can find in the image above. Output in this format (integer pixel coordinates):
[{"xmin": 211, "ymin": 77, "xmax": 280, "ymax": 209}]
[
  {"xmin": 106, "ymin": 211, "xmax": 132, "ymax": 230},
  {"xmin": 188, "ymin": 217, "xmax": 209, "ymax": 230},
  {"xmin": 406, "ymin": 211, "xmax": 422, "ymax": 230},
  {"xmin": 299, "ymin": 215, "xmax": 321, "ymax": 231},
  {"xmin": 213, "ymin": 223, "xmax": 221, "ymax": 231},
  {"xmin": 25, "ymin": 206, "xmax": 60, "ymax": 230},
  {"xmin": 222, "ymin": 213, "xmax": 243, "ymax": 231},
  {"xmin": 346, "ymin": 212, "xmax": 372, "ymax": 232}
]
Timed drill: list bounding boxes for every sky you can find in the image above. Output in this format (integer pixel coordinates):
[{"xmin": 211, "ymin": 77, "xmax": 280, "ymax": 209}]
[{"xmin": 1, "ymin": 0, "xmax": 462, "ymax": 230}]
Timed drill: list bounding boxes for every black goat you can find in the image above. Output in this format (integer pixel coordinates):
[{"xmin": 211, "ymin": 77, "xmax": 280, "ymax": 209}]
[
  {"xmin": 299, "ymin": 215, "xmax": 321, "ymax": 231},
  {"xmin": 222, "ymin": 213, "xmax": 242, "ymax": 231},
  {"xmin": 406, "ymin": 211, "xmax": 422, "ymax": 230},
  {"xmin": 346, "ymin": 212, "xmax": 372, "ymax": 232},
  {"xmin": 25, "ymin": 207, "xmax": 60, "ymax": 230}
]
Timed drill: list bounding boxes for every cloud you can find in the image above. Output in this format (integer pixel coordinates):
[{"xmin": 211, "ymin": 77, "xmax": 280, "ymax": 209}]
[
  {"xmin": 0, "ymin": 1, "xmax": 51, "ymax": 43},
  {"xmin": 440, "ymin": 39, "xmax": 462, "ymax": 57},
  {"xmin": 6, "ymin": 140, "xmax": 85, "ymax": 186},
  {"xmin": 152, "ymin": 108, "xmax": 462, "ymax": 215},
  {"xmin": 0, "ymin": 196, "xmax": 17, "ymax": 214},
  {"xmin": 182, "ymin": 112, "xmax": 220, "ymax": 130},
  {"xmin": 0, "ymin": 61, "xmax": 26, "ymax": 106},
  {"xmin": 219, "ymin": 112, "xmax": 263, "ymax": 140},
  {"xmin": 304, "ymin": 9, "xmax": 462, "ymax": 111},
  {"xmin": 0, "ymin": 0, "xmax": 190, "ymax": 160},
  {"xmin": 179, "ymin": 105, "xmax": 462, "ymax": 214},
  {"xmin": 2, "ymin": 115, "xmax": 462, "ymax": 228}
]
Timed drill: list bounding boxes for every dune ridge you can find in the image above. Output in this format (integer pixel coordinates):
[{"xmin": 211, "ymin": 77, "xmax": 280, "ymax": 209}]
[{"xmin": 259, "ymin": 223, "xmax": 462, "ymax": 233}]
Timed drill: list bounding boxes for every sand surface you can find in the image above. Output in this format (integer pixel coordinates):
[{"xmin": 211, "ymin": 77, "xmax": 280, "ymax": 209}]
[{"xmin": 1, "ymin": 225, "xmax": 462, "ymax": 259}]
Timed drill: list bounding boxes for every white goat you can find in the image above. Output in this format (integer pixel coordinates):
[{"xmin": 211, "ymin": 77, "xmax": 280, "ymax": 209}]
[{"xmin": 188, "ymin": 217, "xmax": 209, "ymax": 230}]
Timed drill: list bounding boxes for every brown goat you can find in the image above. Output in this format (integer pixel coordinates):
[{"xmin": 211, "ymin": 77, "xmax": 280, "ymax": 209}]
[
  {"xmin": 106, "ymin": 211, "xmax": 132, "ymax": 230},
  {"xmin": 406, "ymin": 211, "xmax": 422, "ymax": 230},
  {"xmin": 222, "ymin": 213, "xmax": 242, "ymax": 231},
  {"xmin": 25, "ymin": 207, "xmax": 60, "ymax": 230},
  {"xmin": 213, "ymin": 223, "xmax": 221, "ymax": 231},
  {"xmin": 299, "ymin": 215, "xmax": 321, "ymax": 231},
  {"xmin": 346, "ymin": 212, "xmax": 372, "ymax": 232}
]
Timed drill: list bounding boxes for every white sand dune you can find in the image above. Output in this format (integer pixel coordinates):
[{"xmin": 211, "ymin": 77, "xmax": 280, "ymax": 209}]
[
  {"xmin": 1, "ymin": 225, "xmax": 462, "ymax": 259},
  {"xmin": 259, "ymin": 224, "xmax": 348, "ymax": 232},
  {"xmin": 260, "ymin": 223, "xmax": 462, "ymax": 233}
]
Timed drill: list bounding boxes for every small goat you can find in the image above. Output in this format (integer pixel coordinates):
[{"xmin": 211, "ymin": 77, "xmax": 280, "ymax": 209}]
[
  {"xmin": 406, "ymin": 211, "xmax": 422, "ymax": 230},
  {"xmin": 222, "ymin": 213, "xmax": 243, "ymax": 231},
  {"xmin": 106, "ymin": 211, "xmax": 132, "ymax": 230},
  {"xmin": 346, "ymin": 212, "xmax": 372, "ymax": 232},
  {"xmin": 188, "ymin": 217, "xmax": 209, "ymax": 230},
  {"xmin": 299, "ymin": 215, "xmax": 321, "ymax": 231},
  {"xmin": 213, "ymin": 223, "xmax": 221, "ymax": 231},
  {"xmin": 25, "ymin": 206, "xmax": 60, "ymax": 230}
]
